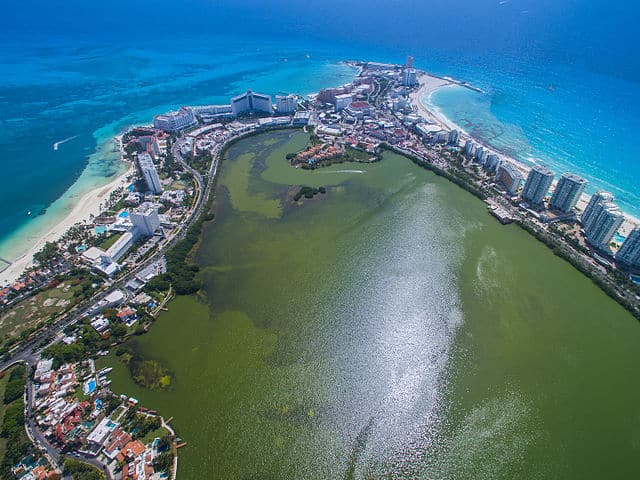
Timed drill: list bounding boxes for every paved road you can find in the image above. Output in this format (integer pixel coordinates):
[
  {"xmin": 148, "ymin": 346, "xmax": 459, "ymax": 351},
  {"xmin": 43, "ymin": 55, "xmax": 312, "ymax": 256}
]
[{"xmin": 0, "ymin": 136, "xmax": 221, "ymax": 374}]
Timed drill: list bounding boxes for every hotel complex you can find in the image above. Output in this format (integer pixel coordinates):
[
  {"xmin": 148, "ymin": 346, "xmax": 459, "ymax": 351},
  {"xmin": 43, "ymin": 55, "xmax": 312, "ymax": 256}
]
[
  {"xmin": 231, "ymin": 90, "xmax": 273, "ymax": 115},
  {"xmin": 152, "ymin": 106, "xmax": 196, "ymax": 132}
]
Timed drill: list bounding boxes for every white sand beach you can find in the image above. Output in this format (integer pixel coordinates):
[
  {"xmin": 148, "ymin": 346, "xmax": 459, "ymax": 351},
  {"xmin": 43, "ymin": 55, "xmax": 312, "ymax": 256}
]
[
  {"xmin": 0, "ymin": 164, "xmax": 132, "ymax": 286},
  {"xmin": 409, "ymin": 72, "xmax": 639, "ymax": 235}
]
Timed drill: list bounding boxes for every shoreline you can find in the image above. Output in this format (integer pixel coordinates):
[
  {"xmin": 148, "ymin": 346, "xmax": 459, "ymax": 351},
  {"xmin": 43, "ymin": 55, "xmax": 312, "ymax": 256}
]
[
  {"xmin": 0, "ymin": 161, "xmax": 132, "ymax": 286},
  {"xmin": 409, "ymin": 71, "xmax": 640, "ymax": 235}
]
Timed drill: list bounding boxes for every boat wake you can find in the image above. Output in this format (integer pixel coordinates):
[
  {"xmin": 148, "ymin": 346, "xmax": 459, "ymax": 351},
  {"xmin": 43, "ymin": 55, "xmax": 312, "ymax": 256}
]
[
  {"xmin": 318, "ymin": 169, "xmax": 365, "ymax": 174},
  {"xmin": 53, "ymin": 135, "xmax": 79, "ymax": 151}
]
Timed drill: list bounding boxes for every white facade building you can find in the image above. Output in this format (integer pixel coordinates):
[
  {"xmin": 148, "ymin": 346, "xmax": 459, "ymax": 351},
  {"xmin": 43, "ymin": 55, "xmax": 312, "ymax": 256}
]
[
  {"xmin": 137, "ymin": 153, "xmax": 162, "ymax": 194},
  {"xmin": 464, "ymin": 139, "xmax": 476, "ymax": 157},
  {"xmin": 402, "ymin": 68, "xmax": 418, "ymax": 87},
  {"xmin": 581, "ymin": 191, "xmax": 614, "ymax": 229},
  {"xmin": 617, "ymin": 228, "xmax": 640, "ymax": 268},
  {"xmin": 275, "ymin": 94, "xmax": 298, "ymax": 114},
  {"xmin": 334, "ymin": 93, "xmax": 354, "ymax": 112},
  {"xmin": 153, "ymin": 107, "xmax": 196, "ymax": 132},
  {"xmin": 521, "ymin": 165, "xmax": 554, "ymax": 205},
  {"xmin": 584, "ymin": 202, "xmax": 624, "ymax": 249},
  {"xmin": 549, "ymin": 173, "xmax": 588, "ymax": 213},
  {"xmin": 130, "ymin": 202, "xmax": 161, "ymax": 237},
  {"xmin": 230, "ymin": 90, "xmax": 273, "ymax": 115},
  {"xmin": 496, "ymin": 162, "xmax": 523, "ymax": 195}
]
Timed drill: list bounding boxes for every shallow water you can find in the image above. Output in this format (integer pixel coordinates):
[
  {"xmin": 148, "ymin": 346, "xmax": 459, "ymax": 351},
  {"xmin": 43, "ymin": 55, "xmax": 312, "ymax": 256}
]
[{"xmin": 100, "ymin": 130, "xmax": 640, "ymax": 479}]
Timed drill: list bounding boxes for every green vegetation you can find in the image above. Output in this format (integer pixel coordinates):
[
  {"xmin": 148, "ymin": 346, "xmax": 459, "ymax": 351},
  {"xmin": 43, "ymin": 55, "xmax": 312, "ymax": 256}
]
[
  {"xmin": 115, "ymin": 344, "xmax": 172, "ymax": 391},
  {"xmin": 153, "ymin": 452, "xmax": 173, "ymax": 473},
  {"xmin": 0, "ymin": 365, "xmax": 31, "ymax": 479},
  {"xmin": 3, "ymin": 365, "xmax": 25, "ymax": 405},
  {"xmin": 188, "ymin": 152, "xmax": 213, "ymax": 174},
  {"xmin": 62, "ymin": 459, "xmax": 105, "ymax": 480},
  {"xmin": 0, "ymin": 269, "xmax": 101, "ymax": 351},
  {"xmin": 95, "ymin": 232, "xmax": 123, "ymax": 251},
  {"xmin": 293, "ymin": 186, "xmax": 326, "ymax": 202},
  {"xmin": 122, "ymin": 407, "xmax": 162, "ymax": 439}
]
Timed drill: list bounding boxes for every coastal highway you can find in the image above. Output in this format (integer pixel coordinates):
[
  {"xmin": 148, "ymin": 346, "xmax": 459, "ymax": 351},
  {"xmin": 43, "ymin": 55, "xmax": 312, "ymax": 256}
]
[{"xmin": 0, "ymin": 132, "xmax": 222, "ymax": 374}]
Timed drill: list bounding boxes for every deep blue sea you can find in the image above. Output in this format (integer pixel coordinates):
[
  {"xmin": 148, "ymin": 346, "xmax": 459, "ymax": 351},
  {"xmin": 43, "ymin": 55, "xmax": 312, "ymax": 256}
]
[{"xmin": 1, "ymin": 0, "xmax": 639, "ymax": 262}]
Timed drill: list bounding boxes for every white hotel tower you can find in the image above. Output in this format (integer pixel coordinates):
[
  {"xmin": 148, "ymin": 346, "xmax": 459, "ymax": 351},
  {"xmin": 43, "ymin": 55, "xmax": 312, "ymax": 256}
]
[
  {"xmin": 521, "ymin": 165, "xmax": 554, "ymax": 205},
  {"xmin": 617, "ymin": 227, "xmax": 640, "ymax": 268},
  {"xmin": 137, "ymin": 153, "xmax": 162, "ymax": 194},
  {"xmin": 550, "ymin": 173, "xmax": 587, "ymax": 213}
]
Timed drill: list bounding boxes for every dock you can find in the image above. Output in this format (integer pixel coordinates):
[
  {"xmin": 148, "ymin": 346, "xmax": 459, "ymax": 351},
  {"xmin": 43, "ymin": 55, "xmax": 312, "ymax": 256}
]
[{"xmin": 486, "ymin": 200, "xmax": 514, "ymax": 224}]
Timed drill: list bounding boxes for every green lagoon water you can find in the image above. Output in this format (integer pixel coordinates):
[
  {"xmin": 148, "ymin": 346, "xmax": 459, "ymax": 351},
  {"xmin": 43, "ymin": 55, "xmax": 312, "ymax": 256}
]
[{"xmin": 100, "ymin": 130, "xmax": 640, "ymax": 479}]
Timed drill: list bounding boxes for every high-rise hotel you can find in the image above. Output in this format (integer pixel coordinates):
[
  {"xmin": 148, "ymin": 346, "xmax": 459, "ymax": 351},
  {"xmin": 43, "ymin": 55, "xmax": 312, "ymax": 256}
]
[
  {"xmin": 549, "ymin": 173, "xmax": 587, "ymax": 213},
  {"xmin": 580, "ymin": 191, "xmax": 624, "ymax": 249},
  {"xmin": 521, "ymin": 165, "xmax": 554, "ymax": 205},
  {"xmin": 616, "ymin": 228, "xmax": 640, "ymax": 268}
]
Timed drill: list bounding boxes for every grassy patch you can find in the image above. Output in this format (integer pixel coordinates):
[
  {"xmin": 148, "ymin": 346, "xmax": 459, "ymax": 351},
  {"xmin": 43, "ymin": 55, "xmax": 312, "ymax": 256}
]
[
  {"xmin": 141, "ymin": 425, "xmax": 169, "ymax": 445},
  {"xmin": 96, "ymin": 232, "xmax": 123, "ymax": 251},
  {"xmin": 0, "ymin": 370, "xmax": 11, "ymax": 462}
]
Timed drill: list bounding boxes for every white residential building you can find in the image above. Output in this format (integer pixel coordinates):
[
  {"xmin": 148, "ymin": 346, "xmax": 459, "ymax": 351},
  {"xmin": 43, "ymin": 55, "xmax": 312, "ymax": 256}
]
[
  {"xmin": 521, "ymin": 165, "xmax": 554, "ymax": 205},
  {"xmin": 581, "ymin": 191, "xmax": 614, "ymax": 229},
  {"xmin": 401, "ymin": 68, "xmax": 418, "ymax": 87},
  {"xmin": 496, "ymin": 162, "xmax": 523, "ymax": 196},
  {"xmin": 334, "ymin": 93, "xmax": 354, "ymax": 111},
  {"xmin": 584, "ymin": 202, "xmax": 624, "ymax": 249},
  {"xmin": 550, "ymin": 173, "xmax": 587, "ymax": 213},
  {"xmin": 617, "ymin": 227, "xmax": 640, "ymax": 268},
  {"xmin": 275, "ymin": 94, "xmax": 298, "ymax": 114}
]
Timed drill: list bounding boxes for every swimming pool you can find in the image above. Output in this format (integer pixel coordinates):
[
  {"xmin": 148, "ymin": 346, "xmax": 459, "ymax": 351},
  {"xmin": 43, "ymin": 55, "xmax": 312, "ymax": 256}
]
[
  {"xmin": 94, "ymin": 225, "xmax": 107, "ymax": 235},
  {"xmin": 83, "ymin": 379, "xmax": 97, "ymax": 395},
  {"xmin": 118, "ymin": 211, "xmax": 130, "ymax": 218},
  {"xmin": 614, "ymin": 233, "xmax": 626, "ymax": 244}
]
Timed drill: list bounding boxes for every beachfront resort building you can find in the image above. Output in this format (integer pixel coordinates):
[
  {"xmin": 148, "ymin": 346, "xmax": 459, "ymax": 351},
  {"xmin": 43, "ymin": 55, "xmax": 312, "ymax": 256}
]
[
  {"xmin": 137, "ymin": 153, "xmax": 162, "ymax": 194},
  {"xmin": 485, "ymin": 154, "xmax": 501, "ymax": 172},
  {"xmin": 550, "ymin": 173, "xmax": 588, "ymax": 213},
  {"xmin": 402, "ymin": 68, "xmax": 418, "ymax": 87},
  {"xmin": 581, "ymin": 191, "xmax": 615, "ymax": 227},
  {"xmin": 153, "ymin": 106, "xmax": 196, "ymax": 133},
  {"xmin": 335, "ymin": 93, "xmax": 354, "ymax": 112},
  {"xmin": 464, "ymin": 140, "xmax": 476, "ymax": 157},
  {"xmin": 617, "ymin": 228, "xmax": 640, "ymax": 268},
  {"xmin": 276, "ymin": 94, "xmax": 298, "ymax": 114},
  {"xmin": 130, "ymin": 202, "xmax": 161, "ymax": 237},
  {"xmin": 496, "ymin": 162, "xmax": 523, "ymax": 195},
  {"xmin": 231, "ymin": 90, "xmax": 273, "ymax": 115},
  {"xmin": 521, "ymin": 165, "xmax": 554, "ymax": 206},
  {"xmin": 475, "ymin": 147, "xmax": 488, "ymax": 164},
  {"xmin": 583, "ymin": 200, "xmax": 624, "ymax": 249},
  {"xmin": 448, "ymin": 129, "xmax": 460, "ymax": 145}
]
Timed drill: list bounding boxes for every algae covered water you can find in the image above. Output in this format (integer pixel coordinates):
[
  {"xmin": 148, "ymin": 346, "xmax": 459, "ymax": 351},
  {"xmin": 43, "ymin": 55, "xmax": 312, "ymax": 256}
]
[{"xmin": 101, "ymin": 130, "xmax": 640, "ymax": 479}]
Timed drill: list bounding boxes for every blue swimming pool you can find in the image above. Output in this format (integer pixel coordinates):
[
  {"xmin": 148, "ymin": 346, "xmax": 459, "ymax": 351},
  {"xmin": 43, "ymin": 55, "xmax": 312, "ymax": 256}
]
[
  {"xmin": 118, "ymin": 211, "xmax": 130, "ymax": 218},
  {"xmin": 614, "ymin": 233, "xmax": 626, "ymax": 244},
  {"xmin": 94, "ymin": 225, "xmax": 107, "ymax": 235},
  {"xmin": 83, "ymin": 379, "xmax": 97, "ymax": 395}
]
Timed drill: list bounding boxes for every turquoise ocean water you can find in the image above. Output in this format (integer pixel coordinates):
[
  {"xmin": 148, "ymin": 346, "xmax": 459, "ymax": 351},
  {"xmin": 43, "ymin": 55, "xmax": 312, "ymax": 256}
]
[{"xmin": 1, "ymin": 0, "xmax": 640, "ymax": 264}]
